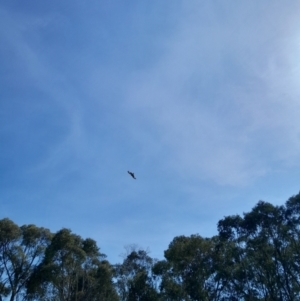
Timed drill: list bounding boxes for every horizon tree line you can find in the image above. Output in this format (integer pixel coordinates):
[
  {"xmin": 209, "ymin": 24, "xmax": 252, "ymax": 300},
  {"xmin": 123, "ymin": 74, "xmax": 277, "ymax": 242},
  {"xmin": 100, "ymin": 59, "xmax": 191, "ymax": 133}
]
[{"xmin": 1, "ymin": 192, "xmax": 300, "ymax": 300}]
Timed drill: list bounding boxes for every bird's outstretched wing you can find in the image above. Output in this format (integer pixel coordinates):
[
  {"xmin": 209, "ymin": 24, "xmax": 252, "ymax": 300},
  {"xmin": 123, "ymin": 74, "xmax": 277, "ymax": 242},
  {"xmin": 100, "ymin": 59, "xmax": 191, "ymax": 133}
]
[{"xmin": 127, "ymin": 171, "xmax": 136, "ymax": 179}]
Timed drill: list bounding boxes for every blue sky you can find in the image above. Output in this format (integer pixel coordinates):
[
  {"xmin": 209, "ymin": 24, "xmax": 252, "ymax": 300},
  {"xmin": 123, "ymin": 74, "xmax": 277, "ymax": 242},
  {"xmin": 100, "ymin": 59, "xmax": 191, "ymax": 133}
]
[{"xmin": 1, "ymin": 1, "xmax": 300, "ymax": 263}]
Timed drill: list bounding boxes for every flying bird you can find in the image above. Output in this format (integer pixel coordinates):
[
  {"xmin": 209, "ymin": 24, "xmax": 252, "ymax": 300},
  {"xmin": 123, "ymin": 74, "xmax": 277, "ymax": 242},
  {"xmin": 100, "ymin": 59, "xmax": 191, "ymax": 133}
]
[{"xmin": 128, "ymin": 171, "xmax": 136, "ymax": 179}]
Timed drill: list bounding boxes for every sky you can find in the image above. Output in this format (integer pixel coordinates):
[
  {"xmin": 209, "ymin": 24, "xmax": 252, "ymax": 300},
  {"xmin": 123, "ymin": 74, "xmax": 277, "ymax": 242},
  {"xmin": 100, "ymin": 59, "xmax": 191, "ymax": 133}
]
[{"xmin": 1, "ymin": 0, "xmax": 300, "ymax": 264}]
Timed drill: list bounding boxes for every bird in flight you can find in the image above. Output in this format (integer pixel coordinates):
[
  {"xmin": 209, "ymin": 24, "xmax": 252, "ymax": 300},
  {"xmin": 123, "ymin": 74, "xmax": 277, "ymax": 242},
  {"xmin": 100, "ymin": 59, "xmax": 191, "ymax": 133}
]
[{"xmin": 128, "ymin": 171, "xmax": 136, "ymax": 179}]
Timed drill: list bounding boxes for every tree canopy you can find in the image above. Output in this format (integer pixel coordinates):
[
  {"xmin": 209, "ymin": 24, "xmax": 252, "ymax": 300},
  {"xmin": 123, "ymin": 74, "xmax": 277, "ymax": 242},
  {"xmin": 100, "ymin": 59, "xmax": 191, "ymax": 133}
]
[{"xmin": 1, "ymin": 192, "xmax": 300, "ymax": 300}]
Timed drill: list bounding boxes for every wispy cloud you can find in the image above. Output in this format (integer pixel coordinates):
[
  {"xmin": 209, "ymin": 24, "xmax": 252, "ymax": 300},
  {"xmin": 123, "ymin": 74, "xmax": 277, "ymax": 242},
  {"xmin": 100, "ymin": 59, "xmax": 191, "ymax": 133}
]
[
  {"xmin": 0, "ymin": 6, "xmax": 87, "ymax": 180},
  {"xmin": 124, "ymin": 1, "xmax": 300, "ymax": 186},
  {"xmin": 1, "ymin": 1, "xmax": 300, "ymax": 264}
]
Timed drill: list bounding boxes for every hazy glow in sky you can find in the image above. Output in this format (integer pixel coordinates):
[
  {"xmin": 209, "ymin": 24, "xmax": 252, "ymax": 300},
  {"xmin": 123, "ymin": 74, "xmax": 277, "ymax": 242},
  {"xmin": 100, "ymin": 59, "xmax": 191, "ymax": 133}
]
[{"xmin": 1, "ymin": 1, "xmax": 300, "ymax": 263}]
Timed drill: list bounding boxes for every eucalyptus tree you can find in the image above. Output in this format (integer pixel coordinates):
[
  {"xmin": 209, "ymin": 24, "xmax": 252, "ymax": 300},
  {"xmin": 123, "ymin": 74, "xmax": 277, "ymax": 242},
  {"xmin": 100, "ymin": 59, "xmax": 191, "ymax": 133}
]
[
  {"xmin": 114, "ymin": 247, "xmax": 160, "ymax": 301},
  {"xmin": 217, "ymin": 195, "xmax": 300, "ymax": 301},
  {"xmin": 217, "ymin": 214, "xmax": 259, "ymax": 300},
  {"xmin": 26, "ymin": 228, "xmax": 118, "ymax": 301},
  {"xmin": 285, "ymin": 192, "xmax": 300, "ymax": 281},
  {"xmin": 0, "ymin": 218, "xmax": 52, "ymax": 301},
  {"xmin": 242, "ymin": 202, "xmax": 290, "ymax": 300},
  {"xmin": 153, "ymin": 235, "xmax": 224, "ymax": 301},
  {"xmin": 75, "ymin": 240, "xmax": 119, "ymax": 301}
]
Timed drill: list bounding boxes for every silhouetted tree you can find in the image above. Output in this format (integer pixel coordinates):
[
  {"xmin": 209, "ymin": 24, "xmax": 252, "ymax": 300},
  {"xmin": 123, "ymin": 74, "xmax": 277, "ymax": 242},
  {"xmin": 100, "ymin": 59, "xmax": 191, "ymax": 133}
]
[
  {"xmin": 114, "ymin": 247, "xmax": 160, "ymax": 301},
  {"xmin": 0, "ymin": 218, "xmax": 52, "ymax": 301},
  {"xmin": 2, "ymin": 192, "xmax": 300, "ymax": 300},
  {"xmin": 26, "ymin": 229, "xmax": 118, "ymax": 301}
]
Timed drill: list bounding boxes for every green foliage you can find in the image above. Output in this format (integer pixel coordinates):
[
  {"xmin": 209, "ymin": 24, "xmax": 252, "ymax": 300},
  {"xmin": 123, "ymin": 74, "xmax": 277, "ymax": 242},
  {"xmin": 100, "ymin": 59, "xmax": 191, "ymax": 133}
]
[
  {"xmin": 0, "ymin": 219, "xmax": 52, "ymax": 301},
  {"xmin": 114, "ymin": 247, "xmax": 160, "ymax": 301},
  {"xmin": 26, "ymin": 228, "xmax": 118, "ymax": 301},
  {"xmin": 1, "ymin": 192, "xmax": 300, "ymax": 300},
  {"xmin": 154, "ymin": 235, "xmax": 222, "ymax": 301},
  {"xmin": 216, "ymin": 197, "xmax": 300, "ymax": 300}
]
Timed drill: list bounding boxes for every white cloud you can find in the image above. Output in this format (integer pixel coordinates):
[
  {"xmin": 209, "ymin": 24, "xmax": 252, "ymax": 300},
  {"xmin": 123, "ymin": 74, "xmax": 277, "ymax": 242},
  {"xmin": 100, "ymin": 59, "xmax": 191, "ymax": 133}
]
[{"xmin": 125, "ymin": 1, "xmax": 300, "ymax": 186}]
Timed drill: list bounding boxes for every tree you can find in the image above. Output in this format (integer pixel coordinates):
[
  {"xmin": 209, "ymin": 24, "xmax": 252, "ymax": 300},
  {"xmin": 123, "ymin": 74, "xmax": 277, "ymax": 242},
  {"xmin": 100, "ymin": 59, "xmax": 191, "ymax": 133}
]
[
  {"xmin": 114, "ymin": 246, "xmax": 160, "ymax": 301},
  {"xmin": 26, "ymin": 228, "xmax": 118, "ymax": 301},
  {"xmin": 154, "ymin": 235, "xmax": 224, "ymax": 301},
  {"xmin": 0, "ymin": 218, "xmax": 52, "ymax": 301},
  {"xmin": 217, "ymin": 196, "xmax": 300, "ymax": 300}
]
